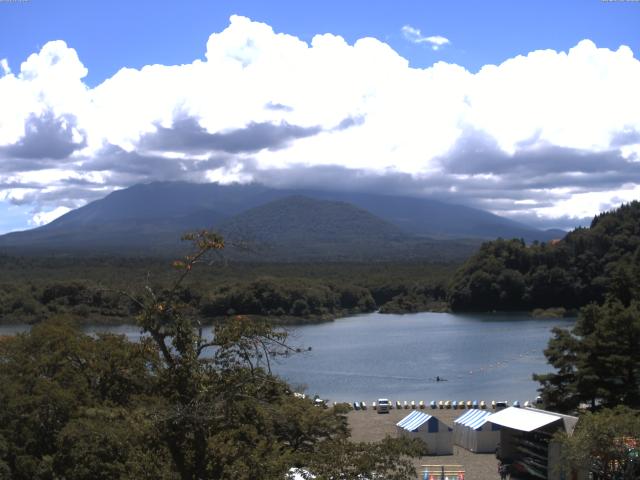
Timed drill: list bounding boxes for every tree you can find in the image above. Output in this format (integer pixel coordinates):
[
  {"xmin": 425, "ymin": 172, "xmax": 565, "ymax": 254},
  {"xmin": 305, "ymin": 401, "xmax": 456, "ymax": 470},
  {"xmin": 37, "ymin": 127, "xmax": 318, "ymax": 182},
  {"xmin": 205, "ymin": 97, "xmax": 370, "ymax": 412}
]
[
  {"xmin": 0, "ymin": 317, "xmax": 159, "ymax": 480},
  {"xmin": 54, "ymin": 409, "xmax": 173, "ymax": 480},
  {"xmin": 302, "ymin": 436, "xmax": 427, "ymax": 480},
  {"xmin": 534, "ymin": 299, "xmax": 640, "ymax": 412},
  {"xmin": 532, "ymin": 327, "xmax": 580, "ymax": 412},
  {"xmin": 125, "ymin": 230, "xmax": 423, "ymax": 479},
  {"xmin": 558, "ymin": 407, "xmax": 640, "ymax": 480},
  {"xmin": 449, "ymin": 202, "xmax": 640, "ymax": 312},
  {"xmin": 0, "ymin": 231, "xmax": 424, "ymax": 479}
]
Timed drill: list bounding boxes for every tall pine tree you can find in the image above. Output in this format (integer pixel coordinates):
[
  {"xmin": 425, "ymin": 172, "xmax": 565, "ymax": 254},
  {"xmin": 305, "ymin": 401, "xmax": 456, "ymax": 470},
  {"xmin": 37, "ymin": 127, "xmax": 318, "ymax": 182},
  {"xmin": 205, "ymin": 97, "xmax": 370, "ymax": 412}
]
[{"xmin": 534, "ymin": 299, "xmax": 640, "ymax": 412}]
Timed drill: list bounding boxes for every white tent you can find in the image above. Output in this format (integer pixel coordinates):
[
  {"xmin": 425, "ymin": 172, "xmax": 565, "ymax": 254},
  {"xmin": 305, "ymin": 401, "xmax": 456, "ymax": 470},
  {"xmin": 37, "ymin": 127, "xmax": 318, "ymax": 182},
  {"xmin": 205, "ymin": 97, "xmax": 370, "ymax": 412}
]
[
  {"xmin": 453, "ymin": 409, "xmax": 501, "ymax": 453},
  {"xmin": 396, "ymin": 411, "xmax": 453, "ymax": 455},
  {"xmin": 487, "ymin": 406, "xmax": 577, "ymax": 434},
  {"xmin": 488, "ymin": 407, "xmax": 581, "ymax": 480}
]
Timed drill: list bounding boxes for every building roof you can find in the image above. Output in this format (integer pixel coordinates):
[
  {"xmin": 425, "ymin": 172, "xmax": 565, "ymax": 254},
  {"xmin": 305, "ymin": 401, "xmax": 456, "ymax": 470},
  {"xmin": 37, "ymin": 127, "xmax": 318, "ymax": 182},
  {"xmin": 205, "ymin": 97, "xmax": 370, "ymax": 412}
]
[
  {"xmin": 524, "ymin": 406, "xmax": 579, "ymax": 435},
  {"xmin": 397, "ymin": 411, "xmax": 433, "ymax": 432},
  {"xmin": 454, "ymin": 409, "xmax": 493, "ymax": 430},
  {"xmin": 487, "ymin": 407, "xmax": 563, "ymax": 432}
]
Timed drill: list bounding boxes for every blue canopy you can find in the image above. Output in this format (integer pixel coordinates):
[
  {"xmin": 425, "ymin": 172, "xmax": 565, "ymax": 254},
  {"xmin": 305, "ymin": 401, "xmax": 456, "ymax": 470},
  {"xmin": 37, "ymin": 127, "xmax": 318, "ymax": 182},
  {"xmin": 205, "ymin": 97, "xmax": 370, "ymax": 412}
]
[
  {"xmin": 397, "ymin": 411, "xmax": 434, "ymax": 432},
  {"xmin": 454, "ymin": 409, "xmax": 496, "ymax": 430}
]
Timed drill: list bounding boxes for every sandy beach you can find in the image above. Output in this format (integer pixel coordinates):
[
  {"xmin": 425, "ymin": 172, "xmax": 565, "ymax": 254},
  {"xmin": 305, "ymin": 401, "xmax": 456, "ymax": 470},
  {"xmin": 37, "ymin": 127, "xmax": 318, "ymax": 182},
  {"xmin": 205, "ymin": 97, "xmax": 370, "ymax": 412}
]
[{"xmin": 347, "ymin": 406, "xmax": 500, "ymax": 480}]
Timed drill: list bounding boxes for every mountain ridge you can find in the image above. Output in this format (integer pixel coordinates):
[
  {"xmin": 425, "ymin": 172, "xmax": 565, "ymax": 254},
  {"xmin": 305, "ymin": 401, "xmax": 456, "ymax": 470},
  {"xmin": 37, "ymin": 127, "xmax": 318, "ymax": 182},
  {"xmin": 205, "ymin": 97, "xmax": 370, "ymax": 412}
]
[{"xmin": 0, "ymin": 182, "xmax": 564, "ymax": 260}]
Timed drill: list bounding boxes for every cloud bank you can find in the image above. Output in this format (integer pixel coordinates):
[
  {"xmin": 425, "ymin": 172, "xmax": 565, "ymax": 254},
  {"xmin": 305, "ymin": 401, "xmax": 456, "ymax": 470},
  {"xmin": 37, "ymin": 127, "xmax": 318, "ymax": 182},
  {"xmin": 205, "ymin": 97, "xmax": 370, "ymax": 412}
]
[{"xmin": 0, "ymin": 15, "xmax": 639, "ymax": 230}]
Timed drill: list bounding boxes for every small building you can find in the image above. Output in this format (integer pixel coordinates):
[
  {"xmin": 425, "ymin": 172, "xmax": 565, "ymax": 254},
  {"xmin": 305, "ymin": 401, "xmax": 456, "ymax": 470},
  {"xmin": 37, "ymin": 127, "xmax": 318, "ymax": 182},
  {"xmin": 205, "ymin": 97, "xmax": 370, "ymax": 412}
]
[
  {"xmin": 453, "ymin": 409, "xmax": 501, "ymax": 453},
  {"xmin": 396, "ymin": 411, "xmax": 453, "ymax": 455},
  {"xmin": 488, "ymin": 407, "xmax": 584, "ymax": 480}
]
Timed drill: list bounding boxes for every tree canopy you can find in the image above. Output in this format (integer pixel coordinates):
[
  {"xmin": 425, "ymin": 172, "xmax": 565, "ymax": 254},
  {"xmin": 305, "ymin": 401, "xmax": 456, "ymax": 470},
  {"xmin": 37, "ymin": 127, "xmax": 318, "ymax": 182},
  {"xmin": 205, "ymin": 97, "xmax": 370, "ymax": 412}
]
[
  {"xmin": 449, "ymin": 201, "xmax": 640, "ymax": 312},
  {"xmin": 557, "ymin": 407, "xmax": 640, "ymax": 480},
  {"xmin": 533, "ymin": 299, "xmax": 640, "ymax": 413}
]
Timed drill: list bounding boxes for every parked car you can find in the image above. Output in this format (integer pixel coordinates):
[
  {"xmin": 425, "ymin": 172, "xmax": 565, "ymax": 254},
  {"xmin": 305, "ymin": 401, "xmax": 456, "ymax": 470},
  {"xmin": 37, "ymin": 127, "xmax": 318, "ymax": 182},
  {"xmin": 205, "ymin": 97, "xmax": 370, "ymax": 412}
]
[{"xmin": 377, "ymin": 398, "xmax": 390, "ymax": 414}]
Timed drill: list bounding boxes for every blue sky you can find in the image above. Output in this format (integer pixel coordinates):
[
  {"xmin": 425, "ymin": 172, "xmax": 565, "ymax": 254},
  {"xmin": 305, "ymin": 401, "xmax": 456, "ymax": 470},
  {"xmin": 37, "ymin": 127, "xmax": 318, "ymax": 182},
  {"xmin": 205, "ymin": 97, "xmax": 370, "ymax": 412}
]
[
  {"xmin": 0, "ymin": 0, "xmax": 639, "ymax": 233},
  {"xmin": 3, "ymin": 0, "xmax": 638, "ymax": 85}
]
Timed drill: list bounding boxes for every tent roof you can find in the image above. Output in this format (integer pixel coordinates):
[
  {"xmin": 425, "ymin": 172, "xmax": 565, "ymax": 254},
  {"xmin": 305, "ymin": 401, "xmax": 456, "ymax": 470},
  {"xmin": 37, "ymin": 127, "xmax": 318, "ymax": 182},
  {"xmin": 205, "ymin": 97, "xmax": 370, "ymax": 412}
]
[
  {"xmin": 397, "ymin": 411, "xmax": 433, "ymax": 432},
  {"xmin": 488, "ymin": 407, "xmax": 562, "ymax": 432},
  {"xmin": 525, "ymin": 407, "xmax": 579, "ymax": 435},
  {"xmin": 454, "ymin": 409, "xmax": 493, "ymax": 430}
]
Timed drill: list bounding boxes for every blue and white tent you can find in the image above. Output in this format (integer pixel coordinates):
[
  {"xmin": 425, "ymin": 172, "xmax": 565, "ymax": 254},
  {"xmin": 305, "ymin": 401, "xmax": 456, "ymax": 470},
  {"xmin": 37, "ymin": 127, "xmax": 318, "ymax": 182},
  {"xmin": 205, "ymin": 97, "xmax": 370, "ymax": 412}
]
[
  {"xmin": 396, "ymin": 411, "xmax": 453, "ymax": 455},
  {"xmin": 453, "ymin": 409, "xmax": 500, "ymax": 453}
]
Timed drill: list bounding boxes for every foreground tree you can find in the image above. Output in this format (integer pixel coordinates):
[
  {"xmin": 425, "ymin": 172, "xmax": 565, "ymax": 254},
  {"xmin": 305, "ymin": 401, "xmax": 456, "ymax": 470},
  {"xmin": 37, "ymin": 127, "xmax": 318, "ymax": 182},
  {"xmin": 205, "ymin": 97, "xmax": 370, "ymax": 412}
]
[
  {"xmin": 557, "ymin": 407, "xmax": 640, "ymax": 480},
  {"xmin": 534, "ymin": 298, "xmax": 640, "ymax": 412},
  {"xmin": 301, "ymin": 436, "xmax": 427, "ymax": 480},
  {"xmin": 0, "ymin": 319, "xmax": 163, "ymax": 480},
  {"xmin": 130, "ymin": 231, "xmax": 423, "ymax": 479},
  {"xmin": 0, "ymin": 231, "xmax": 424, "ymax": 479}
]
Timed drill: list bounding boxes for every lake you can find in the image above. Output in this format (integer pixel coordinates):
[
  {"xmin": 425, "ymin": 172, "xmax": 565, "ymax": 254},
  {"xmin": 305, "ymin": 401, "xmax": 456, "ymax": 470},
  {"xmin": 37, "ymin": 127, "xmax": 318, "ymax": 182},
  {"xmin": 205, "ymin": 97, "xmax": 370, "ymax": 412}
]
[
  {"xmin": 0, "ymin": 311, "xmax": 574, "ymax": 403},
  {"xmin": 274, "ymin": 312, "xmax": 574, "ymax": 403}
]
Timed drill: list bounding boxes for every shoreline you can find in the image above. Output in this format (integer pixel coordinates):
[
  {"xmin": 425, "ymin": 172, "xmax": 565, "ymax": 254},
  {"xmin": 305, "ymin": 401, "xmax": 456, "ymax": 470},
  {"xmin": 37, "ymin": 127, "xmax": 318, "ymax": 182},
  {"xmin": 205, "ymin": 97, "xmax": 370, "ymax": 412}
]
[{"xmin": 0, "ymin": 305, "xmax": 577, "ymax": 328}]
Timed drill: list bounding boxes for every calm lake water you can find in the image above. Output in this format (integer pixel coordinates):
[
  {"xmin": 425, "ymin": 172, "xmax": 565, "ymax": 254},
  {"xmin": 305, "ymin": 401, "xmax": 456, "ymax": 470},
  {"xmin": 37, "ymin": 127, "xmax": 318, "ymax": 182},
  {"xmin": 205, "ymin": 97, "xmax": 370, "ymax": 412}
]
[
  {"xmin": 0, "ymin": 312, "xmax": 574, "ymax": 403},
  {"xmin": 275, "ymin": 312, "xmax": 574, "ymax": 403}
]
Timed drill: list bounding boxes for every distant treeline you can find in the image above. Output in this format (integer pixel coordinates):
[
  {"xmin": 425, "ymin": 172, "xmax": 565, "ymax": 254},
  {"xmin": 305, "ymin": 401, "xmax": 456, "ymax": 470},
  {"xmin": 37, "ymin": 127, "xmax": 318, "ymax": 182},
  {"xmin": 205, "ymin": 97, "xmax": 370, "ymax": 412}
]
[
  {"xmin": 0, "ymin": 257, "xmax": 455, "ymax": 325},
  {"xmin": 448, "ymin": 201, "xmax": 640, "ymax": 312},
  {"xmin": 4, "ymin": 201, "xmax": 638, "ymax": 324}
]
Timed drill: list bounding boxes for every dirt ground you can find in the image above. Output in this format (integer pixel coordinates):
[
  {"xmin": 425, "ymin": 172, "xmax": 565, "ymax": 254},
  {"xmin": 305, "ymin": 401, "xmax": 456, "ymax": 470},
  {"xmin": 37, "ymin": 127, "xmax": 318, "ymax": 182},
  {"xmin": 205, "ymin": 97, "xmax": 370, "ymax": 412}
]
[{"xmin": 347, "ymin": 406, "xmax": 500, "ymax": 480}]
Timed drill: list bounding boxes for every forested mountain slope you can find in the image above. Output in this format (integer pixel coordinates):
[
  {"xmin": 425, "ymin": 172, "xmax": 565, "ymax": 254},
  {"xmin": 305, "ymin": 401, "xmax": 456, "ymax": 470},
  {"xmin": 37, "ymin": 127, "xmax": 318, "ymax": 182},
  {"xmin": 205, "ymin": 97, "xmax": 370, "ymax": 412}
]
[
  {"xmin": 0, "ymin": 181, "xmax": 561, "ymax": 259},
  {"xmin": 448, "ymin": 201, "xmax": 640, "ymax": 311}
]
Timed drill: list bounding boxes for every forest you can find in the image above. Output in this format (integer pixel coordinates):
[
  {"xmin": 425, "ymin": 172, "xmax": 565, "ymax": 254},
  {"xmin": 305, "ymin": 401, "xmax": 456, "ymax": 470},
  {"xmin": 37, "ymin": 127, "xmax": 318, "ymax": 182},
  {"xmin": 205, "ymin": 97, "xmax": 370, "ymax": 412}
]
[
  {"xmin": 3, "ymin": 202, "xmax": 640, "ymax": 326},
  {"xmin": 448, "ymin": 201, "xmax": 640, "ymax": 312},
  {"xmin": 0, "ymin": 255, "xmax": 453, "ymax": 325}
]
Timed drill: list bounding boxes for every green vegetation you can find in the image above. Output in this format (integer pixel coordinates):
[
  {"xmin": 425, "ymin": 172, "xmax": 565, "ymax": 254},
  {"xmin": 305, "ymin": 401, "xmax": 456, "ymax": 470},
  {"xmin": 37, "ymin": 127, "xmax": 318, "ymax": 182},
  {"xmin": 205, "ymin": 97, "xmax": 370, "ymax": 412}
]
[
  {"xmin": 524, "ymin": 203, "xmax": 640, "ymax": 476},
  {"xmin": 0, "ymin": 255, "xmax": 457, "ymax": 325},
  {"xmin": 556, "ymin": 407, "xmax": 640, "ymax": 480},
  {"xmin": 200, "ymin": 278, "xmax": 376, "ymax": 321},
  {"xmin": 534, "ymin": 299, "xmax": 640, "ymax": 412},
  {"xmin": 3, "ymin": 198, "xmax": 640, "ymax": 477},
  {"xmin": 0, "ymin": 232, "xmax": 425, "ymax": 480},
  {"xmin": 449, "ymin": 201, "xmax": 640, "ymax": 312}
]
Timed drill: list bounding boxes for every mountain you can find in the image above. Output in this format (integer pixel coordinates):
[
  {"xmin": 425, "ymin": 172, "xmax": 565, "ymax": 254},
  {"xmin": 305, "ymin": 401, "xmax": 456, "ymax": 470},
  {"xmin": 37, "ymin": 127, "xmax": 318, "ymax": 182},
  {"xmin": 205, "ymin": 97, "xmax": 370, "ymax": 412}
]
[
  {"xmin": 220, "ymin": 195, "xmax": 405, "ymax": 243},
  {"xmin": 217, "ymin": 195, "xmax": 414, "ymax": 261},
  {"xmin": 0, "ymin": 182, "xmax": 564, "ymax": 259},
  {"xmin": 0, "ymin": 183, "xmax": 275, "ymax": 255},
  {"xmin": 287, "ymin": 190, "xmax": 561, "ymax": 241}
]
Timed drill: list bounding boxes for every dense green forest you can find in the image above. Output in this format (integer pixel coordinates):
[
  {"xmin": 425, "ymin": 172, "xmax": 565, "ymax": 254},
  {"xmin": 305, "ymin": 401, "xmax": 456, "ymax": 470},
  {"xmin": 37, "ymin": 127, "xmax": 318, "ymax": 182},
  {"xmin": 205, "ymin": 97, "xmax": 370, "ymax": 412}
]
[
  {"xmin": 449, "ymin": 201, "xmax": 640, "ymax": 312},
  {"xmin": 0, "ymin": 255, "xmax": 454, "ymax": 325}
]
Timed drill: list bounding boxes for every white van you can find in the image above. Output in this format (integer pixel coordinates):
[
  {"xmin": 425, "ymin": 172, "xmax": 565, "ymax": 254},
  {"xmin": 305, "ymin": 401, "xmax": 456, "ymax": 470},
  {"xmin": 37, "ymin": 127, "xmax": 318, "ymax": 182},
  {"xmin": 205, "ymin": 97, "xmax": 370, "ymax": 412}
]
[{"xmin": 377, "ymin": 398, "xmax": 390, "ymax": 414}]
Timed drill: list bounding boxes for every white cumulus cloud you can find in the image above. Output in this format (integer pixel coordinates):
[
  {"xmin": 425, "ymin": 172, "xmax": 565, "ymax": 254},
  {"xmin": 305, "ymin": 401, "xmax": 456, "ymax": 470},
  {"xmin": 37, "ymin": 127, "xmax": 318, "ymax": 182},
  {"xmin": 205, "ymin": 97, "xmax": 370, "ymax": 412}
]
[
  {"xmin": 401, "ymin": 25, "xmax": 451, "ymax": 50},
  {"xmin": 0, "ymin": 15, "xmax": 639, "ymax": 230},
  {"xmin": 0, "ymin": 59, "xmax": 10, "ymax": 76}
]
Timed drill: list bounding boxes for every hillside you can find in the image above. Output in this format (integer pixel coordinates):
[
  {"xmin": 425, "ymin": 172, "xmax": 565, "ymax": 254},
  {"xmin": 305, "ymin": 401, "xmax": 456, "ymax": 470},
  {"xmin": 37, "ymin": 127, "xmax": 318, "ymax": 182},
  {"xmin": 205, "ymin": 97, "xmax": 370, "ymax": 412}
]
[
  {"xmin": 448, "ymin": 201, "xmax": 640, "ymax": 311},
  {"xmin": 294, "ymin": 189, "xmax": 562, "ymax": 241},
  {"xmin": 218, "ymin": 195, "xmax": 480, "ymax": 262},
  {"xmin": 0, "ymin": 181, "xmax": 562, "ymax": 259}
]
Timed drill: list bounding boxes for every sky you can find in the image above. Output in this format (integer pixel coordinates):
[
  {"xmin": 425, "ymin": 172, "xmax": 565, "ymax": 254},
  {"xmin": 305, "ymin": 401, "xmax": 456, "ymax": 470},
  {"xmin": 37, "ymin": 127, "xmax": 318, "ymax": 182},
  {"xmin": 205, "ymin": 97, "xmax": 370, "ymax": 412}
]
[{"xmin": 0, "ymin": 0, "xmax": 639, "ymax": 233}]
